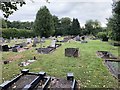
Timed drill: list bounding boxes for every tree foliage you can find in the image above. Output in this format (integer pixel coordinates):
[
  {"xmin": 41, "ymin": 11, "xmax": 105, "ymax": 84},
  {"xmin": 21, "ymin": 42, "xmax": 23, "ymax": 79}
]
[
  {"xmin": 2, "ymin": 28, "xmax": 35, "ymax": 39},
  {"xmin": 70, "ymin": 18, "xmax": 81, "ymax": 35},
  {"xmin": 34, "ymin": 6, "xmax": 55, "ymax": 37},
  {"xmin": 60, "ymin": 17, "xmax": 71, "ymax": 35},
  {"xmin": 107, "ymin": 1, "xmax": 120, "ymax": 41},
  {"xmin": 0, "ymin": 1, "xmax": 26, "ymax": 18},
  {"xmin": 85, "ymin": 20, "xmax": 102, "ymax": 36}
]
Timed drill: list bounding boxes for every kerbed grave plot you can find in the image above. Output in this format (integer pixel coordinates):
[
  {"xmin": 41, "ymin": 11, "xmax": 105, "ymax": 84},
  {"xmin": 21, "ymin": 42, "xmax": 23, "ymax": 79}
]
[
  {"xmin": 37, "ymin": 47, "xmax": 55, "ymax": 54},
  {"xmin": 65, "ymin": 48, "xmax": 79, "ymax": 57},
  {"xmin": 104, "ymin": 60, "xmax": 120, "ymax": 81},
  {"xmin": 11, "ymin": 42, "xmax": 30, "ymax": 52},
  {"xmin": 0, "ymin": 69, "xmax": 50, "ymax": 90},
  {"xmin": 37, "ymin": 44, "xmax": 62, "ymax": 54},
  {"xmin": 0, "ymin": 70, "xmax": 77, "ymax": 90},
  {"xmin": 96, "ymin": 51, "xmax": 118, "ymax": 60}
]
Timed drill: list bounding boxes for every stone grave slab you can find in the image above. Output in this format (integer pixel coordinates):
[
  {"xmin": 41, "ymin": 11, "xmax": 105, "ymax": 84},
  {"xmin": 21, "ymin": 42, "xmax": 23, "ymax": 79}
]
[
  {"xmin": 96, "ymin": 51, "xmax": 118, "ymax": 60},
  {"xmin": 104, "ymin": 60, "xmax": 120, "ymax": 80}
]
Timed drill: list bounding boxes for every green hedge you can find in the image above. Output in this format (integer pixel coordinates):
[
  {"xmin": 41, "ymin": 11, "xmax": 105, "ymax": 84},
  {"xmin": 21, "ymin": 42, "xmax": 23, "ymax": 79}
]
[{"xmin": 2, "ymin": 28, "xmax": 36, "ymax": 39}]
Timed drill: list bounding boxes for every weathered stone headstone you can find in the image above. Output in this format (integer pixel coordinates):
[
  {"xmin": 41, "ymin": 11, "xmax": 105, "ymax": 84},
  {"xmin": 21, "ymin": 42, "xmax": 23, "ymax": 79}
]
[
  {"xmin": 50, "ymin": 40, "xmax": 56, "ymax": 47},
  {"xmin": 75, "ymin": 35, "xmax": 80, "ymax": 41},
  {"xmin": 14, "ymin": 38, "xmax": 17, "ymax": 42},
  {"xmin": 33, "ymin": 37, "xmax": 39, "ymax": 43},
  {"xmin": 32, "ymin": 42, "xmax": 36, "ymax": 47},
  {"xmin": 12, "ymin": 47, "xmax": 18, "ymax": 52},
  {"xmin": 65, "ymin": 48, "xmax": 79, "ymax": 57}
]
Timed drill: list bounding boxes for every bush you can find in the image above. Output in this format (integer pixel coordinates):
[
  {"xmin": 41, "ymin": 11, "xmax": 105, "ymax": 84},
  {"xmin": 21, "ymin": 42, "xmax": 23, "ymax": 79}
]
[
  {"xmin": 2, "ymin": 28, "xmax": 36, "ymax": 39},
  {"xmin": 97, "ymin": 32, "xmax": 109, "ymax": 41}
]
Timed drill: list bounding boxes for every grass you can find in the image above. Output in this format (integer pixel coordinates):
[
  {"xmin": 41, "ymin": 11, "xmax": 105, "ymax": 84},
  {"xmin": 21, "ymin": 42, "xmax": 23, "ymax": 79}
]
[{"xmin": 1, "ymin": 38, "xmax": 119, "ymax": 88}]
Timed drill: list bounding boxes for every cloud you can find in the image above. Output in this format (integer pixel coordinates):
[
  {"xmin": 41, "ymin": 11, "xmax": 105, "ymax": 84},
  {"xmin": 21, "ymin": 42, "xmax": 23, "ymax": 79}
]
[{"xmin": 0, "ymin": 0, "xmax": 113, "ymax": 27}]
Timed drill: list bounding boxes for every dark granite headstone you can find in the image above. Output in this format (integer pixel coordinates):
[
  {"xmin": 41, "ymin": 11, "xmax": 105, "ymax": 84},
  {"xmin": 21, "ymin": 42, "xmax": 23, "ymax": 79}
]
[
  {"xmin": 2, "ymin": 45, "xmax": 9, "ymax": 51},
  {"xmin": 3, "ymin": 60, "xmax": 9, "ymax": 64},
  {"xmin": 12, "ymin": 47, "xmax": 18, "ymax": 52}
]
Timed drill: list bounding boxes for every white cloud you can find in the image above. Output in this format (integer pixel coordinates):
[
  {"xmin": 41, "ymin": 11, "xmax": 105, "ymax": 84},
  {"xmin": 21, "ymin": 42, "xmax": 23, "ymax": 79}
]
[{"xmin": 0, "ymin": 0, "xmax": 113, "ymax": 27}]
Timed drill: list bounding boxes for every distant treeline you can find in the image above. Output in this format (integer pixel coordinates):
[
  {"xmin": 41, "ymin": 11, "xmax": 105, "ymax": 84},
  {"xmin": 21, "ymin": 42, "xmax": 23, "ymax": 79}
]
[
  {"xmin": 2, "ymin": 19, "xmax": 33, "ymax": 30},
  {"xmin": 2, "ymin": 28, "xmax": 36, "ymax": 39}
]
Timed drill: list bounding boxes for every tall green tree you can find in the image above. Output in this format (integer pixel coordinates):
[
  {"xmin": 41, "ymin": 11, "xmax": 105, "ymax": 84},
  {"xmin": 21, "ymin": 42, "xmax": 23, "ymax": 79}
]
[
  {"xmin": 34, "ymin": 6, "xmax": 55, "ymax": 37},
  {"xmin": 85, "ymin": 20, "xmax": 102, "ymax": 35},
  {"xmin": 52, "ymin": 15, "xmax": 61, "ymax": 36},
  {"xmin": 70, "ymin": 18, "xmax": 81, "ymax": 35},
  {"xmin": 60, "ymin": 17, "xmax": 71, "ymax": 35},
  {"xmin": 107, "ymin": 1, "xmax": 120, "ymax": 41}
]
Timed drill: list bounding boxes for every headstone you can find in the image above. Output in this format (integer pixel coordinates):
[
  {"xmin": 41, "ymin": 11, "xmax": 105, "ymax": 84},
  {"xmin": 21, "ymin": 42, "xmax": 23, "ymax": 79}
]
[
  {"xmin": 50, "ymin": 40, "xmax": 56, "ymax": 47},
  {"xmin": 33, "ymin": 37, "xmax": 39, "ymax": 43},
  {"xmin": 12, "ymin": 48, "xmax": 18, "ymax": 52},
  {"xmin": 3, "ymin": 60, "xmax": 9, "ymax": 64},
  {"xmin": 2, "ymin": 45, "xmax": 9, "ymax": 51},
  {"xmin": 14, "ymin": 38, "xmax": 17, "ymax": 42},
  {"xmin": 65, "ymin": 48, "xmax": 79, "ymax": 57},
  {"xmin": 10, "ymin": 37, "xmax": 12, "ymax": 40},
  {"xmin": 32, "ymin": 42, "xmax": 36, "ymax": 47},
  {"xmin": 27, "ymin": 38, "xmax": 32, "ymax": 44},
  {"xmin": 75, "ymin": 35, "xmax": 80, "ymax": 41}
]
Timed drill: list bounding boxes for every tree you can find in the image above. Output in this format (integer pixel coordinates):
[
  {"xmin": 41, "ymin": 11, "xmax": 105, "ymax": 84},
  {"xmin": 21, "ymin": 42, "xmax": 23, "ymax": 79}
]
[
  {"xmin": 52, "ymin": 15, "xmax": 61, "ymax": 36},
  {"xmin": 107, "ymin": 1, "xmax": 120, "ymax": 41},
  {"xmin": 0, "ymin": 1, "xmax": 26, "ymax": 18},
  {"xmin": 70, "ymin": 18, "xmax": 81, "ymax": 35},
  {"xmin": 0, "ymin": 18, "xmax": 7, "ymax": 28},
  {"xmin": 60, "ymin": 17, "xmax": 71, "ymax": 35},
  {"xmin": 34, "ymin": 6, "xmax": 55, "ymax": 37},
  {"xmin": 85, "ymin": 20, "xmax": 102, "ymax": 36}
]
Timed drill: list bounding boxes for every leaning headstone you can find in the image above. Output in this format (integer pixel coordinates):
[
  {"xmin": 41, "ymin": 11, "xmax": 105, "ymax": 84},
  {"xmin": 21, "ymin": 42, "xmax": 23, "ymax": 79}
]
[{"xmin": 65, "ymin": 48, "xmax": 79, "ymax": 57}]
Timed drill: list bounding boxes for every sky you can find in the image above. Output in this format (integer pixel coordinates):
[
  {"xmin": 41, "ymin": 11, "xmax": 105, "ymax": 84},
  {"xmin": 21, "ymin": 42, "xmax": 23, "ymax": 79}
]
[{"xmin": 0, "ymin": 0, "xmax": 113, "ymax": 27}]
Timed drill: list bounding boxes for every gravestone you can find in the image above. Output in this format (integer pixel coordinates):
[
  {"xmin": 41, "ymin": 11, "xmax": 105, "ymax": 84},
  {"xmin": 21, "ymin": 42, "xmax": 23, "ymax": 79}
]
[
  {"xmin": 32, "ymin": 42, "xmax": 36, "ymax": 47},
  {"xmin": 14, "ymin": 38, "xmax": 17, "ymax": 42},
  {"xmin": 12, "ymin": 47, "xmax": 18, "ymax": 52},
  {"xmin": 75, "ymin": 35, "xmax": 80, "ymax": 41},
  {"xmin": 50, "ymin": 40, "xmax": 56, "ymax": 47},
  {"xmin": 3, "ymin": 60, "xmax": 9, "ymax": 64},
  {"xmin": 10, "ymin": 37, "xmax": 12, "ymax": 40},
  {"xmin": 27, "ymin": 38, "xmax": 32, "ymax": 44},
  {"xmin": 65, "ymin": 48, "xmax": 79, "ymax": 57},
  {"xmin": 2, "ymin": 45, "xmax": 9, "ymax": 51}
]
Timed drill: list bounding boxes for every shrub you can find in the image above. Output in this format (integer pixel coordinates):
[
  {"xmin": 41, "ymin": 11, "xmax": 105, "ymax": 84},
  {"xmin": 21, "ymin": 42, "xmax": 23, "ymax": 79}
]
[
  {"xmin": 2, "ymin": 28, "xmax": 36, "ymax": 39},
  {"xmin": 97, "ymin": 32, "xmax": 109, "ymax": 41}
]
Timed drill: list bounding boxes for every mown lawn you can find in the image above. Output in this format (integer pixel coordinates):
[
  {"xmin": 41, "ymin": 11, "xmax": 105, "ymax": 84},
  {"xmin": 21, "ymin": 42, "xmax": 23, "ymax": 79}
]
[{"xmin": 1, "ymin": 38, "xmax": 119, "ymax": 88}]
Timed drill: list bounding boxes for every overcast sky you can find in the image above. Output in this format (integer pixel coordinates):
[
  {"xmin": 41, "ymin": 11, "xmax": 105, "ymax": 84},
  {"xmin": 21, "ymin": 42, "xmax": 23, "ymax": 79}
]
[{"xmin": 0, "ymin": 0, "xmax": 113, "ymax": 27}]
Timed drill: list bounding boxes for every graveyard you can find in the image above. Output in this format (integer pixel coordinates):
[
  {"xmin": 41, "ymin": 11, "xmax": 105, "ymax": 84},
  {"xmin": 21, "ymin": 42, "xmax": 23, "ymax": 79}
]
[
  {"xmin": 1, "ymin": 37, "xmax": 119, "ymax": 88},
  {"xmin": 1, "ymin": 0, "xmax": 120, "ymax": 89}
]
